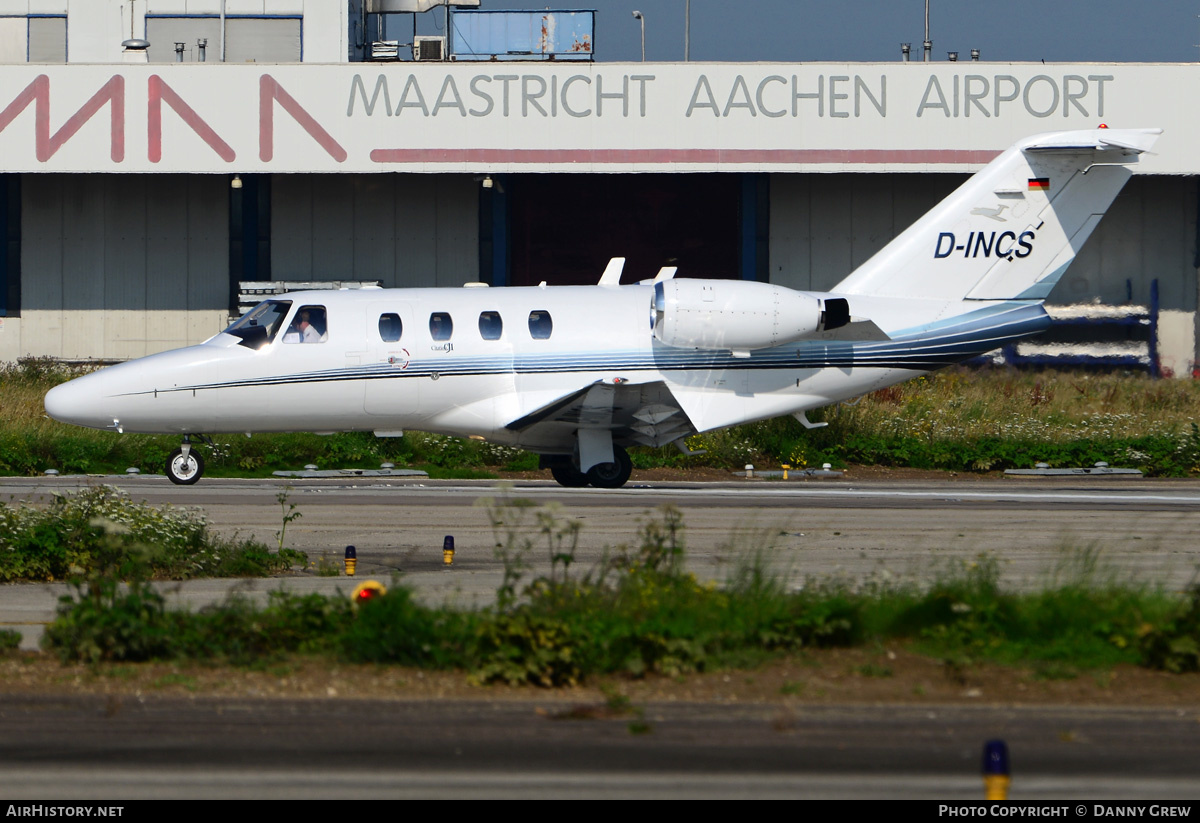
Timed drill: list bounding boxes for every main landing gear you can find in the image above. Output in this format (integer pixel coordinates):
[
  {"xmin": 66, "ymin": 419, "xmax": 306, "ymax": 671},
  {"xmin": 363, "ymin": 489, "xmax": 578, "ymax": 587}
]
[
  {"xmin": 166, "ymin": 435, "xmax": 209, "ymax": 485},
  {"xmin": 544, "ymin": 445, "xmax": 633, "ymax": 489}
]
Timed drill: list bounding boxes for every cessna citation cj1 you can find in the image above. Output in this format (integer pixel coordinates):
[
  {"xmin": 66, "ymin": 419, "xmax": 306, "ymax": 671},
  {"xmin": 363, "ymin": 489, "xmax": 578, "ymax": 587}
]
[{"xmin": 45, "ymin": 128, "xmax": 1160, "ymax": 487}]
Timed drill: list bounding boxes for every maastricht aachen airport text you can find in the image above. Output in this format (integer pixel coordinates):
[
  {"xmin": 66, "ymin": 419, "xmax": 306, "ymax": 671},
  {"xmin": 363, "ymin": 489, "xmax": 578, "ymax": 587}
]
[{"xmin": 347, "ymin": 72, "xmax": 1114, "ymax": 120}]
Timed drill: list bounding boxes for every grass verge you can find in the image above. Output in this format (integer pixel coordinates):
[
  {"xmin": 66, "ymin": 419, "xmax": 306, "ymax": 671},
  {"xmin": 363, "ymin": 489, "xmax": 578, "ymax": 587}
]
[
  {"xmin": 39, "ymin": 499, "xmax": 1200, "ymax": 684},
  {"xmin": 0, "ymin": 485, "xmax": 305, "ymax": 582},
  {"xmin": 8, "ymin": 357, "xmax": 1200, "ymax": 477}
]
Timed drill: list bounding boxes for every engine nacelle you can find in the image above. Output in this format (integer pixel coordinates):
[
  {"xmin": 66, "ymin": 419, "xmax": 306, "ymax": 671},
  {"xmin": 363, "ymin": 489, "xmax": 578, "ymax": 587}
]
[{"xmin": 652, "ymin": 279, "xmax": 849, "ymax": 351}]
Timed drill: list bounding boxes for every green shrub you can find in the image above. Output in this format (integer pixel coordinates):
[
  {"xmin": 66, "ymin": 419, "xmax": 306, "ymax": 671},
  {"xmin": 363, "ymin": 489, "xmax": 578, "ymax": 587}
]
[
  {"xmin": 470, "ymin": 611, "xmax": 581, "ymax": 687},
  {"xmin": 0, "ymin": 486, "xmax": 305, "ymax": 582},
  {"xmin": 44, "ymin": 580, "xmax": 176, "ymax": 664},
  {"xmin": 36, "ymin": 500, "xmax": 1199, "ymax": 685},
  {"xmin": 1140, "ymin": 586, "xmax": 1200, "ymax": 673},
  {"xmin": 342, "ymin": 586, "xmax": 474, "ymax": 668}
]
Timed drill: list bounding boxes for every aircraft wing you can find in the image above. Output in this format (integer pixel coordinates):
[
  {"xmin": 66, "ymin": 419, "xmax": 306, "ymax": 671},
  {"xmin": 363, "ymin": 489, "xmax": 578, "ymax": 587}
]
[{"xmin": 504, "ymin": 380, "xmax": 696, "ymax": 449}]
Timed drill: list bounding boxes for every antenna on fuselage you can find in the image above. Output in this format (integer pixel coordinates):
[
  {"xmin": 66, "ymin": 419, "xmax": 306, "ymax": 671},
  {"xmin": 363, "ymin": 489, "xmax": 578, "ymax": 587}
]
[{"xmin": 597, "ymin": 257, "xmax": 626, "ymax": 286}]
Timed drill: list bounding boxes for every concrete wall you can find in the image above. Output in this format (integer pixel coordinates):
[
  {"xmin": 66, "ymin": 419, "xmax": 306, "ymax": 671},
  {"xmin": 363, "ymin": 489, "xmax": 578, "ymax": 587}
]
[
  {"xmin": 0, "ymin": 1, "xmax": 341, "ymax": 64},
  {"xmin": 769, "ymin": 172, "xmax": 958, "ymax": 292},
  {"xmin": 1067, "ymin": 176, "xmax": 1198, "ymax": 312},
  {"xmin": 770, "ymin": 173, "xmax": 1198, "ymax": 309},
  {"xmin": 271, "ymin": 174, "xmax": 479, "ymax": 287},
  {"xmin": 4, "ymin": 173, "xmax": 229, "ymax": 361},
  {"xmin": 1, "ymin": 169, "xmax": 1195, "ymax": 374}
]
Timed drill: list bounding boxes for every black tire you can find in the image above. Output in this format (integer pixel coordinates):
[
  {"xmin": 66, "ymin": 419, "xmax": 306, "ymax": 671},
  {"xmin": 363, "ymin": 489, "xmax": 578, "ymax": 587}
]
[
  {"xmin": 166, "ymin": 447, "xmax": 204, "ymax": 485},
  {"xmin": 586, "ymin": 445, "xmax": 633, "ymax": 489},
  {"xmin": 550, "ymin": 462, "xmax": 590, "ymax": 488}
]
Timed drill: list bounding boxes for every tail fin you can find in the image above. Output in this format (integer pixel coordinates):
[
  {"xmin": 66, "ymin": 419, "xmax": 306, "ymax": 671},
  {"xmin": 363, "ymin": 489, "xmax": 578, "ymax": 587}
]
[{"xmin": 833, "ymin": 128, "xmax": 1161, "ymax": 302}]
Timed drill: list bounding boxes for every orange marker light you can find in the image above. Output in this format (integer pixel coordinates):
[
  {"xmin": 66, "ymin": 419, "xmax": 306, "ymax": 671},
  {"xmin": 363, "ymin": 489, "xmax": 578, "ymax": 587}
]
[{"xmin": 352, "ymin": 580, "xmax": 387, "ymax": 604}]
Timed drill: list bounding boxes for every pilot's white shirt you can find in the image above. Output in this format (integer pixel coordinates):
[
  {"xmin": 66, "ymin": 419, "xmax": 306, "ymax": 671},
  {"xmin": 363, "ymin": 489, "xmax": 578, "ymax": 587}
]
[{"xmin": 283, "ymin": 325, "xmax": 322, "ymax": 343}]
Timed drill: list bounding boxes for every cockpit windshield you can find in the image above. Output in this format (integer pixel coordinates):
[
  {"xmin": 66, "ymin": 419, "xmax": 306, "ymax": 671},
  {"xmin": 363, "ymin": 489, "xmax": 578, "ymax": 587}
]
[{"xmin": 223, "ymin": 300, "xmax": 293, "ymax": 349}]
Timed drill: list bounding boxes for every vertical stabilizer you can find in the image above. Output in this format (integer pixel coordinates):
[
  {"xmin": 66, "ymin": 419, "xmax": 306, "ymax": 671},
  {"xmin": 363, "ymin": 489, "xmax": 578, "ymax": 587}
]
[{"xmin": 833, "ymin": 129, "xmax": 1161, "ymax": 302}]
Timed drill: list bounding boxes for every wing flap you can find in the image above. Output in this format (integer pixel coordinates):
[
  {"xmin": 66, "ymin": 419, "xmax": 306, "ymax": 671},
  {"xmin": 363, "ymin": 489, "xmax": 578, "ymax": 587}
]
[{"xmin": 505, "ymin": 380, "xmax": 696, "ymax": 449}]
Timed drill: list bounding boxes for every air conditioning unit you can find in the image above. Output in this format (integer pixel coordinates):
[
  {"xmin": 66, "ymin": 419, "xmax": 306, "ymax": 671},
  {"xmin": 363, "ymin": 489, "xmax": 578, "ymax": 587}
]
[
  {"xmin": 414, "ymin": 36, "xmax": 445, "ymax": 61},
  {"xmin": 370, "ymin": 40, "xmax": 400, "ymax": 61}
]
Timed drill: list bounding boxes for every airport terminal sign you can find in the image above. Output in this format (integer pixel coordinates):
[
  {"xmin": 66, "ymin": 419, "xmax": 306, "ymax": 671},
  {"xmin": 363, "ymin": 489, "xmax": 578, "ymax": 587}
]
[{"xmin": 0, "ymin": 63, "xmax": 1192, "ymax": 174}]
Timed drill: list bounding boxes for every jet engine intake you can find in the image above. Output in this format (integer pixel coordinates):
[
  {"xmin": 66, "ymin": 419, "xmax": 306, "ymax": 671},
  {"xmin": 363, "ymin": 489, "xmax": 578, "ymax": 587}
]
[{"xmin": 652, "ymin": 280, "xmax": 846, "ymax": 351}]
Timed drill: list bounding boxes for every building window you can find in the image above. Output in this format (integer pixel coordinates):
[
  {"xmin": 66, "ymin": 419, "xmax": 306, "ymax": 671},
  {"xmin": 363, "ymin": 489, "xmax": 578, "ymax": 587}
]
[
  {"xmin": 0, "ymin": 16, "xmax": 67, "ymax": 64},
  {"xmin": 146, "ymin": 16, "xmax": 302, "ymax": 63},
  {"xmin": 0, "ymin": 175, "xmax": 19, "ymax": 317}
]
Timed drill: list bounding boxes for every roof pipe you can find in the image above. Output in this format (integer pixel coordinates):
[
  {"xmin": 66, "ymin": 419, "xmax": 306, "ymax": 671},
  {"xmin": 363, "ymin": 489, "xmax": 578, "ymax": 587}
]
[{"xmin": 923, "ymin": 0, "xmax": 931, "ymax": 61}]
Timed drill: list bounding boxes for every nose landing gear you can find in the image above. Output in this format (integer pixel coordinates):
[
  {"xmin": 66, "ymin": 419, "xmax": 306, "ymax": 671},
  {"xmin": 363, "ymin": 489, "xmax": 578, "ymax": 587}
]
[{"xmin": 166, "ymin": 435, "xmax": 209, "ymax": 485}]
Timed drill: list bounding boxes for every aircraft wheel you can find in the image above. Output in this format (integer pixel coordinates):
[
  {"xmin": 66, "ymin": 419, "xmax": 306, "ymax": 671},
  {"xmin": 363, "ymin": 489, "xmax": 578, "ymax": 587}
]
[
  {"xmin": 550, "ymin": 462, "xmax": 590, "ymax": 488},
  {"xmin": 586, "ymin": 446, "xmax": 632, "ymax": 489},
  {"xmin": 166, "ymin": 447, "xmax": 205, "ymax": 485}
]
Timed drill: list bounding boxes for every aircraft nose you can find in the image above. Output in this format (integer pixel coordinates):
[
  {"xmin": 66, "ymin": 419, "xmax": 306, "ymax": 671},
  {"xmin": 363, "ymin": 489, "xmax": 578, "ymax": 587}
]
[{"xmin": 44, "ymin": 376, "xmax": 106, "ymax": 429}]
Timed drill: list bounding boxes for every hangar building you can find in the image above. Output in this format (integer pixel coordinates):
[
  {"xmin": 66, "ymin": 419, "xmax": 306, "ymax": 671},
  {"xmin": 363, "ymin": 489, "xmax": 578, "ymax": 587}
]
[{"xmin": 0, "ymin": 1, "xmax": 1196, "ymax": 375}]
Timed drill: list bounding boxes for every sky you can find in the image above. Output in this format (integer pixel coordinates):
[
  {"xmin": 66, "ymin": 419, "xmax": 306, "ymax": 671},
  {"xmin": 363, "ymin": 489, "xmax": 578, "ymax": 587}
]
[{"xmin": 416, "ymin": 1, "xmax": 1200, "ymax": 64}]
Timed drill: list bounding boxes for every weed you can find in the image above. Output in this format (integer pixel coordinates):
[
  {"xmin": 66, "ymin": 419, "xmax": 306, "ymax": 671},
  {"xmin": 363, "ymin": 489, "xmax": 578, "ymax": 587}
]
[
  {"xmin": 601, "ymin": 684, "xmax": 635, "ymax": 715},
  {"xmin": 275, "ymin": 488, "xmax": 302, "ymax": 552},
  {"xmin": 0, "ymin": 629, "xmax": 20, "ymax": 655},
  {"xmin": 11, "ymin": 365, "xmax": 1200, "ymax": 477},
  {"xmin": 479, "ymin": 492, "xmax": 538, "ymax": 611},
  {"xmin": 0, "ymin": 486, "xmax": 305, "ymax": 583},
  {"xmin": 36, "ymin": 503, "xmax": 1200, "ymax": 689},
  {"xmin": 151, "ymin": 673, "xmax": 198, "ymax": 691},
  {"xmin": 1139, "ymin": 585, "xmax": 1200, "ymax": 673},
  {"xmin": 1031, "ymin": 662, "xmax": 1079, "ymax": 681},
  {"xmin": 44, "ymin": 579, "xmax": 175, "ymax": 664},
  {"xmin": 856, "ymin": 663, "xmax": 894, "ymax": 678},
  {"xmin": 309, "ymin": 554, "xmax": 343, "ymax": 577}
]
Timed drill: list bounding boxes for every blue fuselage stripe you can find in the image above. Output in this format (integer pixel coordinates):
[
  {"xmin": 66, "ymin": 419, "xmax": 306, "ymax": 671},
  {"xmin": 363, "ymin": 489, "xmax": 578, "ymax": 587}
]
[{"xmin": 145, "ymin": 302, "xmax": 1050, "ymax": 395}]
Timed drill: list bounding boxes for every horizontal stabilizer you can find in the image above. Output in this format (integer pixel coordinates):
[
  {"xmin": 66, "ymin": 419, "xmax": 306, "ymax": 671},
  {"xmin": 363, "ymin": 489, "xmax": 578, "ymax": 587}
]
[{"xmin": 1023, "ymin": 129, "xmax": 1161, "ymax": 154}]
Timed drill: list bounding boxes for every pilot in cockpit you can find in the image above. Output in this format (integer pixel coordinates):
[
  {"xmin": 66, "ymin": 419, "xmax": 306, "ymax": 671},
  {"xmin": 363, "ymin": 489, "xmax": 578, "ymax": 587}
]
[{"xmin": 283, "ymin": 307, "xmax": 326, "ymax": 343}]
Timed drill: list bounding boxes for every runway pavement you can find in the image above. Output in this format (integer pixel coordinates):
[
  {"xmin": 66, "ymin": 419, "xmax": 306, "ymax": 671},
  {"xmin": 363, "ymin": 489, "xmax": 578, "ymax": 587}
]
[{"xmin": 0, "ymin": 697, "xmax": 1198, "ymax": 799}]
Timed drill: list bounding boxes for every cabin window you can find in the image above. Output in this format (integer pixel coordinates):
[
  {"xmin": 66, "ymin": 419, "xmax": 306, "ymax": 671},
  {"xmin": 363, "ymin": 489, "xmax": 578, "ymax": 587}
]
[
  {"xmin": 378, "ymin": 313, "xmax": 403, "ymax": 342},
  {"xmin": 528, "ymin": 310, "xmax": 553, "ymax": 340},
  {"xmin": 223, "ymin": 299, "xmax": 292, "ymax": 349},
  {"xmin": 429, "ymin": 312, "xmax": 453, "ymax": 341},
  {"xmin": 282, "ymin": 305, "xmax": 328, "ymax": 344},
  {"xmin": 478, "ymin": 311, "xmax": 503, "ymax": 340}
]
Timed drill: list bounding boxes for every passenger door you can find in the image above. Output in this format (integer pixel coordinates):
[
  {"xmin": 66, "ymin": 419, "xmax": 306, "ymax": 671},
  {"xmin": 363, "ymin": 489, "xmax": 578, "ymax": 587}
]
[{"xmin": 364, "ymin": 302, "xmax": 420, "ymax": 420}]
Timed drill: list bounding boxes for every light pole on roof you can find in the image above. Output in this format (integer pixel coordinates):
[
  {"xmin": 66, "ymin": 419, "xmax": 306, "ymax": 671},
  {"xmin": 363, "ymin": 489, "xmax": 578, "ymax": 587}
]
[{"xmin": 632, "ymin": 10, "xmax": 645, "ymax": 62}]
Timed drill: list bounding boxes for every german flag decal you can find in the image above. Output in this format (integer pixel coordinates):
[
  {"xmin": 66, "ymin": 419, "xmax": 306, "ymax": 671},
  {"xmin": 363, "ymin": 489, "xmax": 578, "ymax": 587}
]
[{"xmin": 1028, "ymin": 177, "xmax": 1050, "ymax": 191}]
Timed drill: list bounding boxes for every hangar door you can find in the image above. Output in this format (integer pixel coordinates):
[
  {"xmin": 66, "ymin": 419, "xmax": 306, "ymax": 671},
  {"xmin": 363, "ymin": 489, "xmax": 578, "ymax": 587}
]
[{"xmin": 501, "ymin": 174, "xmax": 747, "ymax": 287}]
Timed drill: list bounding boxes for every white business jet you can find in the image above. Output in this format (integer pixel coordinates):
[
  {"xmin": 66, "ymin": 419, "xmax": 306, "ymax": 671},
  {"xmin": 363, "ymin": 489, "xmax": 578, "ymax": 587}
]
[{"xmin": 45, "ymin": 128, "xmax": 1160, "ymax": 487}]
